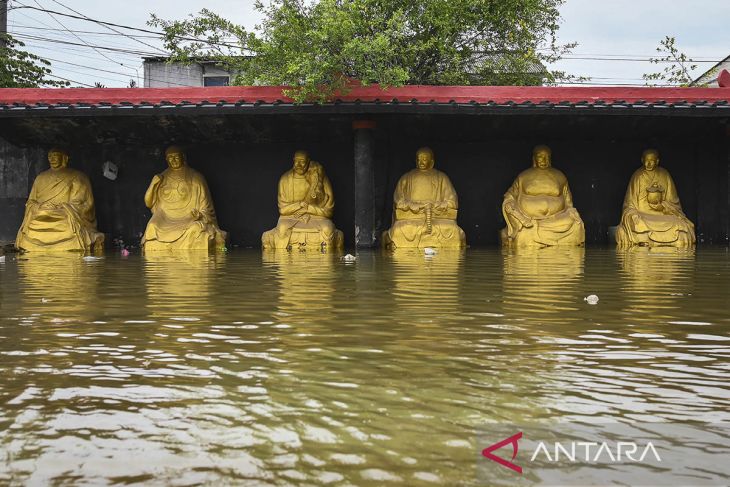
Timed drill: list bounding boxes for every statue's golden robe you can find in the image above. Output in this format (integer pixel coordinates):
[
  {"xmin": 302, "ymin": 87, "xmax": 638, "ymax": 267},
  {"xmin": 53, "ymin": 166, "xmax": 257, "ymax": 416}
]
[
  {"xmin": 382, "ymin": 168, "xmax": 466, "ymax": 249},
  {"xmin": 262, "ymin": 162, "xmax": 343, "ymax": 250},
  {"xmin": 616, "ymin": 166, "xmax": 695, "ymax": 248},
  {"xmin": 501, "ymin": 167, "xmax": 584, "ymax": 247},
  {"xmin": 142, "ymin": 166, "xmax": 227, "ymax": 251},
  {"xmin": 16, "ymin": 167, "xmax": 104, "ymax": 252}
]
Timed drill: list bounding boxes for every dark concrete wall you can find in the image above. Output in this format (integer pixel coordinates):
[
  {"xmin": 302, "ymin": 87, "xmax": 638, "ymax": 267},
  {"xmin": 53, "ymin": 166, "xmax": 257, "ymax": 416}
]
[
  {"xmin": 0, "ymin": 113, "xmax": 728, "ymax": 247},
  {"xmin": 0, "ymin": 137, "xmax": 45, "ymax": 242}
]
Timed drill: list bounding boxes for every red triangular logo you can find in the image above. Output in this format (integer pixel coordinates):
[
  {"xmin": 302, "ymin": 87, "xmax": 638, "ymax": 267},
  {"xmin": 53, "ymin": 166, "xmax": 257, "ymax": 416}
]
[{"xmin": 481, "ymin": 431, "xmax": 523, "ymax": 474}]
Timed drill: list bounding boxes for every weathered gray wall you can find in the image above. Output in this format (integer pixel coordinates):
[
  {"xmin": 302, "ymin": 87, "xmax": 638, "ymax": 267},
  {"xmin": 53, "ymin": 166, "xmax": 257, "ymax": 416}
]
[
  {"xmin": 0, "ymin": 137, "xmax": 45, "ymax": 242},
  {"xmin": 143, "ymin": 60, "xmax": 232, "ymax": 88},
  {"xmin": 144, "ymin": 61, "xmax": 204, "ymax": 88}
]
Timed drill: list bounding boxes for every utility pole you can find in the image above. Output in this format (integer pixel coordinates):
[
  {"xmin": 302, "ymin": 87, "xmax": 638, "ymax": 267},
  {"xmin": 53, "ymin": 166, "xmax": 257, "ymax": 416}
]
[{"xmin": 0, "ymin": 0, "xmax": 7, "ymax": 49}]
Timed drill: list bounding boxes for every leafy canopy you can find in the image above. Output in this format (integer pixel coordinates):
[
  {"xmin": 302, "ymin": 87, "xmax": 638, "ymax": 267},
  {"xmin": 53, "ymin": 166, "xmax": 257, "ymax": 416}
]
[
  {"xmin": 150, "ymin": 0, "xmax": 577, "ymax": 101},
  {"xmin": 0, "ymin": 34, "xmax": 69, "ymax": 88}
]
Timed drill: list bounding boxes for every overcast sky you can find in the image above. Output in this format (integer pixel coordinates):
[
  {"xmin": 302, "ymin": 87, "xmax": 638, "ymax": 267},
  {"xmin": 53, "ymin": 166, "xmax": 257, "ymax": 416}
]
[{"xmin": 7, "ymin": 0, "xmax": 730, "ymax": 88}]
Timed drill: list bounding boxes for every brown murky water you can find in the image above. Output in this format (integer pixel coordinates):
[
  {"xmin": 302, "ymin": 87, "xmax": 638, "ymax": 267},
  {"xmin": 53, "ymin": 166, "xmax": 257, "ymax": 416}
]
[{"xmin": 0, "ymin": 248, "xmax": 729, "ymax": 485}]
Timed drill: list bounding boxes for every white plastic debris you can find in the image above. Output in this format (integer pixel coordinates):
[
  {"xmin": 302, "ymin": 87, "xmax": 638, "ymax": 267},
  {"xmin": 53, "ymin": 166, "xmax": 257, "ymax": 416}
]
[
  {"xmin": 41, "ymin": 297, "xmax": 52, "ymax": 303},
  {"xmin": 82, "ymin": 256, "xmax": 102, "ymax": 261},
  {"xmin": 424, "ymin": 247, "xmax": 437, "ymax": 256},
  {"xmin": 0, "ymin": 255, "xmax": 5, "ymax": 263},
  {"xmin": 584, "ymin": 294, "xmax": 599, "ymax": 305},
  {"xmin": 342, "ymin": 254, "xmax": 357, "ymax": 262}
]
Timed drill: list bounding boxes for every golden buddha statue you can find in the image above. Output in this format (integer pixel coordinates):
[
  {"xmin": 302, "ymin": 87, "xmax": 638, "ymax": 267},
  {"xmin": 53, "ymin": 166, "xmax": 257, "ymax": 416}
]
[
  {"xmin": 616, "ymin": 149, "xmax": 695, "ymax": 248},
  {"xmin": 142, "ymin": 146, "xmax": 227, "ymax": 252},
  {"xmin": 382, "ymin": 147, "xmax": 466, "ymax": 250},
  {"xmin": 16, "ymin": 148, "xmax": 104, "ymax": 252},
  {"xmin": 261, "ymin": 150, "xmax": 344, "ymax": 250},
  {"xmin": 501, "ymin": 145, "xmax": 585, "ymax": 248}
]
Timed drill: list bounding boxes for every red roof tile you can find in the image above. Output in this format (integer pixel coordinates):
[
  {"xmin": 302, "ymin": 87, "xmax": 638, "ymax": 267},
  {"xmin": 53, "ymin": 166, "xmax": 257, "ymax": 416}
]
[{"xmin": 0, "ymin": 85, "xmax": 729, "ymax": 110}]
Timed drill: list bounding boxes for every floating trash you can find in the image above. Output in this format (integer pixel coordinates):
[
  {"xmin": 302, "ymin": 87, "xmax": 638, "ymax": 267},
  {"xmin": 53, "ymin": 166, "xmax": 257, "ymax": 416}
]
[
  {"xmin": 424, "ymin": 247, "xmax": 437, "ymax": 256},
  {"xmin": 342, "ymin": 254, "xmax": 357, "ymax": 262},
  {"xmin": 0, "ymin": 255, "xmax": 5, "ymax": 263},
  {"xmin": 120, "ymin": 248, "xmax": 130, "ymax": 257},
  {"xmin": 82, "ymin": 256, "xmax": 102, "ymax": 261},
  {"xmin": 584, "ymin": 294, "xmax": 599, "ymax": 305}
]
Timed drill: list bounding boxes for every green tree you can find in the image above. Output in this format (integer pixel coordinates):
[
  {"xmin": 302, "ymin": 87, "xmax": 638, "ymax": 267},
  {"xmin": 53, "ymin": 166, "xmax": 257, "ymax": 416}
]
[
  {"xmin": 150, "ymin": 0, "xmax": 579, "ymax": 102},
  {"xmin": 643, "ymin": 36, "xmax": 698, "ymax": 87},
  {"xmin": 0, "ymin": 34, "xmax": 69, "ymax": 88}
]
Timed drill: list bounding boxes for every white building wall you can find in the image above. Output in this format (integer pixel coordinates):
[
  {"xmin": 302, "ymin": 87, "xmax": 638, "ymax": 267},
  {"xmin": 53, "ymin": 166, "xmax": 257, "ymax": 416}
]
[
  {"xmin": 692, "ymin": 57, "xmax": 730, "ymax": 87},
  {"xmin": 143, "ymin": 61, "xmax": 204, "ymax": 88},
  {"xmin": 143, "ymin": 60, "xmax": 234, "ymax": 88}
]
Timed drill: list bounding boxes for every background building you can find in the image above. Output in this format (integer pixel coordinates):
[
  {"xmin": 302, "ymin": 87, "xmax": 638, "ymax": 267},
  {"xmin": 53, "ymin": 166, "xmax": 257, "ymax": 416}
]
[
  {"xmin": 143, "ymin": 57, "xmax": 233, "ymax": 88},
  {"xmin": 692, "ymin": 54, "xmax": 730, "ymax": 87}
]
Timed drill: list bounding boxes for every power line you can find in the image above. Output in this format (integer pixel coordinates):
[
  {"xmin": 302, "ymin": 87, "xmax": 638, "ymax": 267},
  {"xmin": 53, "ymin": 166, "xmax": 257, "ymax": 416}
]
[
  {"xmin": 11, "ymin": 28, "xmax": 165, "ymax": 55},
  {"xmin": 39, "ymin": 54, "xmax": 214, "ymax": 88},
  {"xmin": 44, "ymin": 72, "xmax": 95, "ymax": 87},
  {"xmin": 29, "ymin": 0, "xmax": 120, "ymax": 65},
  {"xmin": 9, "ymin": 21, "xmax": 167, "ymax": 39},
  {"xmin": 11, "ymin": 32, "xmax": 161, "ymax": 56},
  {"xmin": 10, "ymin": 3, "xmax": 249, "ymax": 52},
  {"xmin": 48, "ymin": 0, "xmax": 166, "ymax": 55},
  {"xmin": 22, "ymin": 41, "xmax": 146, "ymax": 64},
  {"xmin": 558, "ymin": 56, "xmax": 720, "ymax": 63}
]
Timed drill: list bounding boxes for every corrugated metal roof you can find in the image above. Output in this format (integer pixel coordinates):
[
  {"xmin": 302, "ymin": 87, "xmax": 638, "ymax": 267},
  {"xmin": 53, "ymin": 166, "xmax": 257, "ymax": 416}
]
[{"xmin": 0, "ymin": 85, "xmax": 729, "ymax": 115}]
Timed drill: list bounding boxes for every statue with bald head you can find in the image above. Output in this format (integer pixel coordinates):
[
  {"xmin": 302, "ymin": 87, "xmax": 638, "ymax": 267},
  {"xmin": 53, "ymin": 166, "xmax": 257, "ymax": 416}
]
[
  {"xmin": 142, "ymin": 146, "xmax": 227, "ymax": 252},
  {"xmin": 382, "ymin": 147, "xmax": 466, "ymax": 250},
  {"xmin": 616, "ymin": 149, "xmax": 695, "ymax": 248},
  {"xmin": 262, "ymin": 150, "xmax": 343, "ymax": 250},
  {"xmin": 16, "ymin": 148, "xmax": 104, "ymax": 252},
  {"xmin": 501, "ymin": 145, "xmax": 585, "ymax": 247}
]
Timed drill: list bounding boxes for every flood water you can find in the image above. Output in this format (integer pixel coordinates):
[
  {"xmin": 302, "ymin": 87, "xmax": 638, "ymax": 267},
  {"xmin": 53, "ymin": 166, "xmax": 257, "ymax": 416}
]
[{"xmin": 0, "ymin": 247, "xmax": 729, "ymax": 485}]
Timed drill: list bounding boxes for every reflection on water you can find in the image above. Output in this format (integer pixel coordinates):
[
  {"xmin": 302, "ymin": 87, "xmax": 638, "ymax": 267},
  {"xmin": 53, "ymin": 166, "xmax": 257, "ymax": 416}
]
[
  {"xmin": 263, "ymin": 250, "xmax": 337, "ymax": 327},
  {"xmin": 0, "ymin": 248, "xmax": 728, "ymax": 485},
  {"xmin": 389, "ymin": 249, "xmax": 463, "ymax": 319},
  {"xmin": 144, "ymin": 251, "xmax": 225, "ymax": 323},
  {"xmin": 502, "ymin": 247, "xmax": 585, "ymax": 324},
  {"xmin": 16, "ymin": 254, "xmax": 100, "ymax": 321},
  {"xmin": 618, "ymin": 247, "xmax": 696, "ymax": 324}
]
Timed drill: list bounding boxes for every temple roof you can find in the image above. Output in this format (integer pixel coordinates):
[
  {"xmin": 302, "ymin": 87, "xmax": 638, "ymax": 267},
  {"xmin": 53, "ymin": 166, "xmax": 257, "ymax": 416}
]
[{"xmin": 0, "ymin": 85, "xmax": 729, "ymax": 117}]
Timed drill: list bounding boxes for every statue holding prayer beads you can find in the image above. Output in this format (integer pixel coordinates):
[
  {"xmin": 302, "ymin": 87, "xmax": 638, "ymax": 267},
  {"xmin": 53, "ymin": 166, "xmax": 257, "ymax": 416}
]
[{"xmin": 382, "ymin": 147, "xmax": 466, "ymax": 250}]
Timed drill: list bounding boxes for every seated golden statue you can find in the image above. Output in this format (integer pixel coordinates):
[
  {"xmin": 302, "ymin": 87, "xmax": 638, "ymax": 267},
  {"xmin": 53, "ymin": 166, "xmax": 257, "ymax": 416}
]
[
  {"xmin": 501, "ymin": 145, "xmax": 585, "ymax": 248},
  {"xmin": 616, "ymin": 149, "xmax": 695, "ymax": 248},
  {"xmin": 16, "ymin": 148, "xmax": 104, "ymax": 252},
  {"xmin": 262, "ymin": 150, "xmax": 344, "ymax": 250},
  {"xmin": 142, "ymin": 146, "xmax": 227, "ymax": 252},
  {"xmin": 382, "ymin": 147, "xmax": 466, "ymax": 249}
]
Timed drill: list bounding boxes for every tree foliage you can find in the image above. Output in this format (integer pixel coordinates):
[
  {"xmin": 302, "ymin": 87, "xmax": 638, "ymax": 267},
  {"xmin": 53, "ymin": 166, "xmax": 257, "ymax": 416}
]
[
  {"xmin": 643, "ymin": 36, "xmax": 698, "ymax": 87},
  {"xmin": 150, "ymin": 0, "xmax": 578, "ymax": 101},
  {"xmin": 0, "ymin": 34, "xmax": 69, "ymax": 88}
]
